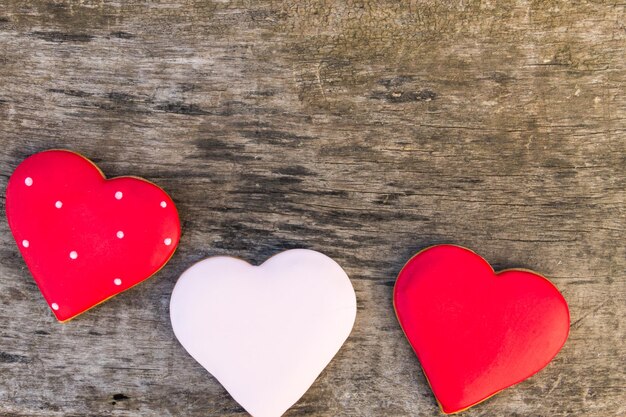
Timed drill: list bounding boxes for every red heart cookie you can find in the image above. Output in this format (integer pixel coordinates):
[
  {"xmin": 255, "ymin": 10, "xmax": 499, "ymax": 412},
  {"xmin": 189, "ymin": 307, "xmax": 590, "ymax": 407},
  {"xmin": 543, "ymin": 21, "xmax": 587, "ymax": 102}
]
[
  {"xmin": 6, "ymin": 150, "xmax": 180, "ymax": 322},
  {"xmin": 394, "ymin": 245, "xmax": 569, "ymax": 414}
]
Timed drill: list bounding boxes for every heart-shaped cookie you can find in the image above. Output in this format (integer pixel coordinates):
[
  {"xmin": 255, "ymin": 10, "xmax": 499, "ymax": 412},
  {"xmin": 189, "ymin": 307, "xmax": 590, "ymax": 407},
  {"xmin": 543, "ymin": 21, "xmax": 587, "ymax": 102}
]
[
  {"xmin": 394, "ymin": 245, "xmax": 569, "ymax": 414},
  {"xmin": 170, "ymin": 249, "xmax": 357, "ymax": 417},
  {"xmin": 6, "ymin": 150, "xmax": 180, "ymax": 322}
]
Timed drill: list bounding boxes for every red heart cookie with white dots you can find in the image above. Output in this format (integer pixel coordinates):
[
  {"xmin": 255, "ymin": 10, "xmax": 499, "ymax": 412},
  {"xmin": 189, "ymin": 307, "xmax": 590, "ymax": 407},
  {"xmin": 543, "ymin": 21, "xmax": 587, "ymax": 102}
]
[{"xmin": 6, "ymin": 150, "xmax": 180, "ymax": 322}]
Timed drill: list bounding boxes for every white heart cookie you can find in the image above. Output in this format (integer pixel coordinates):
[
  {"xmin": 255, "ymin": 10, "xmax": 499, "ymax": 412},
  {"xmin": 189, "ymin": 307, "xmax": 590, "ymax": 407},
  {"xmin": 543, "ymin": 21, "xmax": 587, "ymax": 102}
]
[{"xmin": 170, "ymin": 249, "xmax": 357, "ymax": 417}]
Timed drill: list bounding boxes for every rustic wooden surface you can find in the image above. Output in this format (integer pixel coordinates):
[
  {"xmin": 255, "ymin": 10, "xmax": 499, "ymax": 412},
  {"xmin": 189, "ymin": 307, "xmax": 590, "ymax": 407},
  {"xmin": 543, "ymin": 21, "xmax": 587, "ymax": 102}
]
[{"xmin": 0, "ymin": 1, "xmax": 624, "ymax": 416}]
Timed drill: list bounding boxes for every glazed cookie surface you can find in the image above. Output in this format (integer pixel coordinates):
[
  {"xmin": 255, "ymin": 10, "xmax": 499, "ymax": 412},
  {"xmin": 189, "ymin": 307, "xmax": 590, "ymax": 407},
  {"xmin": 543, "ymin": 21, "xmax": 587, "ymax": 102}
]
[
  {"xmin": 170, "ymin": 249, "xmax": 357, "ymax": 417},
  {"xmin": 394, "ymin": 245, "xmax": 570, "ymax": 414},
  {"xmin": 6, "ymin": 150, "xmax": 180, "ymax": 322}
]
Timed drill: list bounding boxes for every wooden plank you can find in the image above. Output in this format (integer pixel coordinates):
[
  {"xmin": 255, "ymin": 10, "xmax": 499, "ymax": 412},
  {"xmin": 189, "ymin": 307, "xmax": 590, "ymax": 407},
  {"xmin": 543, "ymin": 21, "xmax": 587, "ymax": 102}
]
[{"xmin": 0, "ymin": 1, "xmax": 624, "ymax": 416}]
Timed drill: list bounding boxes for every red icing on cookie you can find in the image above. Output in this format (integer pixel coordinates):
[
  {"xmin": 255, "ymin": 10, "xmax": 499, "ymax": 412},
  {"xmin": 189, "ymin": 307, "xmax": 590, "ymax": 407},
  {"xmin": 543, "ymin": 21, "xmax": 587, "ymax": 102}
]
[
  {"xmin": 394, "ymin": 245, "xmax": 569, "ymax": 414},
  {"xmin": 6, "ymin": 150, "xmax": 180, "ymax": 322}
]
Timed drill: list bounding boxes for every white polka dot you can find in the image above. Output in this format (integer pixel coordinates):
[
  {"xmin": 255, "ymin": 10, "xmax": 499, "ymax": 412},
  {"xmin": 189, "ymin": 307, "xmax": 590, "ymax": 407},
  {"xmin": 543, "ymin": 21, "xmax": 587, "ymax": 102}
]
[
  {"xmin": 115, "ymin": 191, "xmax": 123, "ymax": 200},
  {"xmin": 69, "ymin": 251, "xmax": 78, "ymax": 260},
  {"xmin": 116, "ymin": 231, "xmax": 124, "ymax": 239},
  {"xmin": 25, "ymin": 177, "xmax": 33, "ymax": 186},
  {"xmin": 55, "ymin": 201, "xmax": 63, "ymax": 209},
  {"xmin": 51, "ymin": 303, "xmax": 59, "ymax": 311},
  {"xmin": 22, "ymin": 240, "xmax": 29, "ymax": 248},
  {"xmin": 164, "ymin": 238, "xmax": 172, "ymax": 246},
  {"xmin": 160, "ymin": 201, "xmax": 167, "ymax": 208},
  {"xmin": 114, "ymin": 278, "xmax": 122, "ymax": 286}
]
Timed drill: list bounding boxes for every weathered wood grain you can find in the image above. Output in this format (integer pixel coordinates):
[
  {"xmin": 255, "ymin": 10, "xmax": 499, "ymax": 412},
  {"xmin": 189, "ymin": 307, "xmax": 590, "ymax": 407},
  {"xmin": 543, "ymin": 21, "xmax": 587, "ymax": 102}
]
[{"xmin": 0, "ymin": 1, "xmax": 624, "ymax": 416}]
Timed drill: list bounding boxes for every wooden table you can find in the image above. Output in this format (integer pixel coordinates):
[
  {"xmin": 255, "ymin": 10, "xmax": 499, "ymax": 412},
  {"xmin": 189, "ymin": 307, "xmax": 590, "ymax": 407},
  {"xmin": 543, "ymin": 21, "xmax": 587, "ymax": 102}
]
[{"xmin": 0, "ymin": 1, "xmax": 624, "ymax": 416}]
